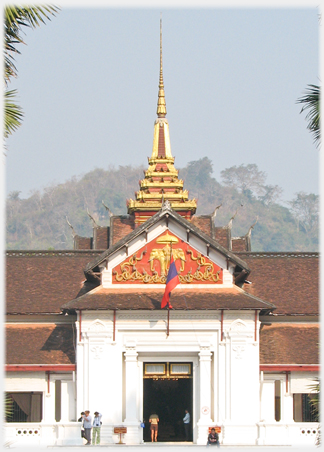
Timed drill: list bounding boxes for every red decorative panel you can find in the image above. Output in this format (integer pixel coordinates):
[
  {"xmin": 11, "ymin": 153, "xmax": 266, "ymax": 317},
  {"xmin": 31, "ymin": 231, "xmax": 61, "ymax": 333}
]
[{"xmin": 112, "ymin": 231, "xmax": 223, "ymax": 285}]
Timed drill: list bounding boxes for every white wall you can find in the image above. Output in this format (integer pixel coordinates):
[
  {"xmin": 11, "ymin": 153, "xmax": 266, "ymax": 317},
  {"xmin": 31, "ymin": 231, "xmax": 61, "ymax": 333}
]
[{"xmin": 76, "ymin": 309, "xmax": 261, "ymax": 444}]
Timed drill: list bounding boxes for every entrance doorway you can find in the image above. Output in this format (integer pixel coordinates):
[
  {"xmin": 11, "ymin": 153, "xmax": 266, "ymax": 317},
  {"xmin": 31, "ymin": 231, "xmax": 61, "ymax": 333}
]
[{"xmin": 143, "ymin": 362, "xmax": 193, "ymax": 442}]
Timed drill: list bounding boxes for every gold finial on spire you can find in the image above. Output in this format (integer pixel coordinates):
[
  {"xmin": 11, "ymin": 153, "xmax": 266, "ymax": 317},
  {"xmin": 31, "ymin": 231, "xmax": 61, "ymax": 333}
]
[{"xmin": 157, "ymin": 14, "xmax": 167, "ymax": 118}]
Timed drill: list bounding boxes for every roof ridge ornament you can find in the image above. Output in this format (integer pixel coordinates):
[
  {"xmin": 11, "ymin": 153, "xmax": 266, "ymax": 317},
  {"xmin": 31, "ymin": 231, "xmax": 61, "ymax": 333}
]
[
  {"xmin": 87, "ymin": 208, "xmax": 99, "ymax": 227},
  {"xmin": 102, "ymin": 200, "xmax": 114, "ymax": 217},
  {"xmin": 227, "ymin": 204, "xmax": 243, "ymax": 229},
  {"xmin": 66, "ymin": 216, "xmax": 76, "ymax": 238},
  {"xmin": 246, "ymin": 216, "xmax": 258, "ymax": 237},
  {"xmin": 161, "ymin": 198, "xmax": 172, "ymax": 211},
  {"xmin": 211, "ymin": 203, "xmax": 222, "ymax": 222}
]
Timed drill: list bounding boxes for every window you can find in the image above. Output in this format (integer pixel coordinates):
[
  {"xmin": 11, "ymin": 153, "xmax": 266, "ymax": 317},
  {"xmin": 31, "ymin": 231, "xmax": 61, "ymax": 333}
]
[
  {"xmin": 293, "ymin": 394, "xmax": 319, "ymax": 422},
  {"xmin": 144, "ymin": 364, "xmax": 166, "ymax": 375},
  {"xmin": 6, "ymin": 392, "xmax": 43, "ymax": 422},
  {"xmin": 143, "ymin": 362, "xmax": 192, "ymax": 379},
  {"xmin": 170, "ymin": 364, "xmax": 191, "ymax": 375}
]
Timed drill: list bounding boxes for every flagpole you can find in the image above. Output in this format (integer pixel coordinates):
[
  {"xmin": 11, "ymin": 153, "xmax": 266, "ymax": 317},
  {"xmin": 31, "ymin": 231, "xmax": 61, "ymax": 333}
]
[
  {"xmin": 166, "ymin": 239, "xmax": 173, "ymax": 337},
  {"xmin": 167, "ymin": 308, "xmax": 170, "ymax": 337}
]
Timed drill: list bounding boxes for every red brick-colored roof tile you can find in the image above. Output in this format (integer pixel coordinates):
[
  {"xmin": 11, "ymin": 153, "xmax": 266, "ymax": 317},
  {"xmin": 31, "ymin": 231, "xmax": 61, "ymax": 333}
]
[
  {"xmin": 238, "ymin": 253, "xmax": 319, "ymax": 315},
  {"xmin": 62, "ymin": 286, "xmax": 275, "ymax": 311},
  {"xmin": 231, "ymin": 238, "xmax": 247, "ymax": 252},
  {"xmin": 6, "ymin": 251, "xmax": 101, "ymax": 314},
  {"xmin": 94, "ymin": 226, "xmax": 109, "ymax": 250},
  {"xmin": 214, "ymin": 227, "xmax": 230, "ymax": 249},
  {"xmin": 260, "ymin": 323, "xmax": 319, "ymax": 364},
  {"xmin": 190, "ymin": 216, "xmax": 212, "ymax": 236},
  {"xmin": 110, "ymin": 216, "xmax": 135, "ymax": 245},
  {"xmin": 6, "ymin": 324, "xmax": 75, "ymax": 364}
]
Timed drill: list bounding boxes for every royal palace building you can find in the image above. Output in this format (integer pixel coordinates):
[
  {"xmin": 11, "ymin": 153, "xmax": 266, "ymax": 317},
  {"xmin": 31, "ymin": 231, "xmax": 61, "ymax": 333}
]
[{"xmin": 5, "ymin": 21, "xmax": 319, "ymax": 448}]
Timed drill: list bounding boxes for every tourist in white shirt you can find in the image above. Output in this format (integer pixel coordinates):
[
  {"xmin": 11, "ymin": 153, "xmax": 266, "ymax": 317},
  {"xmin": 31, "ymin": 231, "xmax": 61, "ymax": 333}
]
[{"xmin": 92, "ymin": 411, "xmax": 102, "ymax": 445}]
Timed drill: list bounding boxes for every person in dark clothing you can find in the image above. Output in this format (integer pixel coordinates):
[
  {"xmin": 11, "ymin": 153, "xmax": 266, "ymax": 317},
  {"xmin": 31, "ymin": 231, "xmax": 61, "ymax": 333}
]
[
  {"xmin": 207, "ymin": 428, "xmax": 220, "ymax": 447},
  {"xmin": 78, "ymin": 412, "xmax": 86, "ymax": 440},
  {"xmin": 78, "ymin": 411, "xmax": 85, "ymax": 422}
]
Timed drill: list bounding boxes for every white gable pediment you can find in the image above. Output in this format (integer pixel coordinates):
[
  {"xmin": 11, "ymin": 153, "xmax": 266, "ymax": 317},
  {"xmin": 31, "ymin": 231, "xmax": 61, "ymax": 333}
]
[{"xmin": 102, "ymin": 219, "xmax": 234, "ymax": 289}]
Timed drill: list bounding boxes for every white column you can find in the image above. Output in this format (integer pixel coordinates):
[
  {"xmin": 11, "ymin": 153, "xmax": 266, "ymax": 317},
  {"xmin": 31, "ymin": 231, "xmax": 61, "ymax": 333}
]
[
  {"xmin": 225, "ymin": 335, "xmax": 231, "ymax": 420},
  {"xmin": 124, "ymin": 344, "xmax": 138, "ymax": 422},
  {"xmin": 260, "ymin": 379, "xmax": 275, "ymax": 422},
  {"xmin": 218, "ymin": 339, "xmax": 226, "ymax": 423},
  {"xmin": 123, "ymin": 343, "xmax": 140, "ymax": 444},
  {"xmin": 282, "ymin": 376, "xmax": 294, "ymax": 423},
  {"xmin": 43, "ymin": 375, "xmax": 56, "ymax": 423},
  {"xmin": 83, "ymin": 334, "xmax": 89, "ymax": 409},
  {"xmin": 61, "ymin": 380, "xmax": 74, "ymax": 422},
  {"xmin": 76, "ymin": 315, "xmax": 84, "ymax": 418},
  {"xmin": 197, "ymin": 344, "xmax": 213, "ymax": 444}
]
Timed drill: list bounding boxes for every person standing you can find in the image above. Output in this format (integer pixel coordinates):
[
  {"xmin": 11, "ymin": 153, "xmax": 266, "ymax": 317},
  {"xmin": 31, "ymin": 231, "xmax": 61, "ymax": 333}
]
[
  {"xmin": 183, "ymin": 409, "xmax": 190, "ymax": 441},
  {"xmin": 149, "ymin": 413, "xmax": 159, "ymax": 442},
  {"xmin": 92, "ymin": 411, "xmax": 102, "ymax": 445},
  {"xmin": 82, "ymin": 411, "xmax": 92, "ymax": 445}
]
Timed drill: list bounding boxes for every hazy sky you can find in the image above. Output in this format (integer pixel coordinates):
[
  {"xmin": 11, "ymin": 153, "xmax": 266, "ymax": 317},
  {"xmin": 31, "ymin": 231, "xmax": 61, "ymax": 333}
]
[{"xmin": 5, "ymin": 4, "xmax": 320, "ymax": 204}]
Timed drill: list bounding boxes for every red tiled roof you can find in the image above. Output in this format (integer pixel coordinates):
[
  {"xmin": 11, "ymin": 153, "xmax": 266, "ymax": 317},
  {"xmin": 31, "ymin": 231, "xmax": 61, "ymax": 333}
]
[
  {"xmin": 214, "ymin": 227, "xmax": 230, "ymax": 249},
  {"xmin": 6, "ymin": 251, "xmax": 101, "ymax": 314},
  {"xmin": 191, "ymin": 216, "xmax": 212, "ymax": 236},
  {"xmin": 62, "ymin": 286, "xmax": 275, "ymax": 311},
  {"xmin": 6, "ymin": 323, "xmax": 75, "ymax": 365},
  {"xmin": 6, "ymin": 250, "xmax": 318, "ymax": 316},
  {"xmin": 237, "ymin": 253, "xmax": 319, "ymax": 315},
  {"xmin": 111, "ymin": 216, "xmax": 135, "ymax": 245},
  {"xmin": 231, "ymin": 237, "xmax": 247, "ymax": 252},
  {"xmin": 260, "ymin": 323, "xmax": 319, "ymax": 365}
]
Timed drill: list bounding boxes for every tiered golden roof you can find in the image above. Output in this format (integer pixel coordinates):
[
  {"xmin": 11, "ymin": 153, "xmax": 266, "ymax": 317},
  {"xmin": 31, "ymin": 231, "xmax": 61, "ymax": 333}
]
[{"xmin": 127, "ymin": 18, "xmax": 197, "ymax": 218}]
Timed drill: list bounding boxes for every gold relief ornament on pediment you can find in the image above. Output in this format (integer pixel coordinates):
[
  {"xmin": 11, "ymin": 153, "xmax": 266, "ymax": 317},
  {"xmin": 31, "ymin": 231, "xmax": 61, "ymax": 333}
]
[{"xmin": 112, "ymin": 232, "xmax": 223, "ymax": 285}]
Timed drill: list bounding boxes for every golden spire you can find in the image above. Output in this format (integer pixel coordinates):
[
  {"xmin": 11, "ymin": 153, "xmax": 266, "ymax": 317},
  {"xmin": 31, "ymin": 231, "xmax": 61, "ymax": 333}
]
[
  {"xmin": 126, "ymin": 15, "xmax": 197, "ymax": 224},
  {"xmin": 157, "ymin": 15, "xmax": 167, "ymax": 118}
]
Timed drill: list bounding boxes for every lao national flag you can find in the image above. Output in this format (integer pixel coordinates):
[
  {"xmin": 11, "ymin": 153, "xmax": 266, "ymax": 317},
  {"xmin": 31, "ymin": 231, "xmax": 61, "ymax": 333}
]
[{"xmin": 161, "ymin": 256, "xmax": 180, "ymax": 309}]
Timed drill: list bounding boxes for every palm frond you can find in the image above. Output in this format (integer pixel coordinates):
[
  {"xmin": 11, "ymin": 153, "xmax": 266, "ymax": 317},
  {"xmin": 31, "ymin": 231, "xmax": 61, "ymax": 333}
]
[
  {"xmin": 4, "ymin": 5, "xmax": 59, "ymax": 30},
  {"xmin": 4, "ymin": 393, "xmax": 13, "ymax": 419},
  {"xmin": 4, "ymin": 89, "xmax": 24, "ymax": 138},
  {"xmin": 3, "ymin": 5, "xmax": 59, "ymax": 138},
  {"xmin": 4, "ymin": 5, "xmax": 60, "ymax": 83},
  {"xmin": 297, "ymin": 84, "xmax": 321, "ymax": 147}
]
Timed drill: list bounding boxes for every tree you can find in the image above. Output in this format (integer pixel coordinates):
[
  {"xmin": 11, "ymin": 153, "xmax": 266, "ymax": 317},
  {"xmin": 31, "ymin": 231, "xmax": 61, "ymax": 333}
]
[
  {"xmin": 220, "ymin": 164, "xmax": 266, "ymax": 196},
  {"xmin": 287, "ymin": 191, "xmax": 319, "ymax": 234},
  {"xmin": 308, "ymin": 378, "xmax": 320, "ymax": 446},
  {"xmin": 297, "ymin": 84, "xmax": 320, "ymax": 148},
  {"xmin": 4, "ymin": 5, "xmax": 59, "ymax": 138},
  {"xmin": 181, "ymin": 157, "xmax": 214, "ymax": 189},
  {"xmin": 258, "ymin": 184, "xmax": 283, "ymax": 206}
]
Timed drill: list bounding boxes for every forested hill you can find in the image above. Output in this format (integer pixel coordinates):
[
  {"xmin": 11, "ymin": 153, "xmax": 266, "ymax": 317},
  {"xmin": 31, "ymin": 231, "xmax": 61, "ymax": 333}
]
[{"xmin": 6, "ymin": 158, "xmax": 318, "ymax": 252}]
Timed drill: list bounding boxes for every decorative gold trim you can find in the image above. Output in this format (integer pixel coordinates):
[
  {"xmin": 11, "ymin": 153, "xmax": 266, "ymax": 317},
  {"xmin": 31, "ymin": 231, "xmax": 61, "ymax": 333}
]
[
  {"xmin": 127, "ymin": 199, "xmax": 197, "ymax": 213},
  {"xmin": 143, "ymin": 362, "xmax": 193, "ymax": 379},
  {"xmin": 144, "ymin": 363, "xmax": 166, "ymax": 375},
  {"xmin": 170, "ymin": 363, "xmax": 192, "ymax": 375},
  {"xmin": 140, "ymin": 180, "xmax": 184, "ymax": 188},
  {"xmin": 156, "ymin": 232, "xmax": 179, "ymax": 244},
  {"xmin": 135, "ymin": 192, "xmax": 190, "ymax": 200}
]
